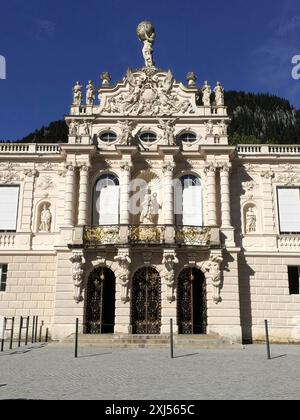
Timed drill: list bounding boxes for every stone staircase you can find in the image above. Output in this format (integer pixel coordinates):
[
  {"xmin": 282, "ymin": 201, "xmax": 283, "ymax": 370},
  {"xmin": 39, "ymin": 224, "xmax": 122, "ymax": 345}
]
[{"xmin": 63, "ymin": 333, "xmax": 238, "ymax": 349}]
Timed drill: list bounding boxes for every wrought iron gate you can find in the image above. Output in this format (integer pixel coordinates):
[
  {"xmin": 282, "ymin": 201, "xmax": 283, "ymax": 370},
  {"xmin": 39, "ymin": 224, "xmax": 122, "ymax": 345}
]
[
  {"xmin": 86, "ymin": 267, "xmax": 115, "ymax": 334},
  {"xmin": 177, "ymin": 268, "xmax": 207, "ymax": 334},
  {"xmin": 132, "ymin": 267, "xmax": 161, "ymax": 334}
]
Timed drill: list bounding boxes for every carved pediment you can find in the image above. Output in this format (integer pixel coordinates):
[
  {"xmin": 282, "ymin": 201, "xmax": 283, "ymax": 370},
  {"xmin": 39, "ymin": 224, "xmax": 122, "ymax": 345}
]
[{"xmin": 98, "ymin": 69, "xmax": 196, "ymax": 117}]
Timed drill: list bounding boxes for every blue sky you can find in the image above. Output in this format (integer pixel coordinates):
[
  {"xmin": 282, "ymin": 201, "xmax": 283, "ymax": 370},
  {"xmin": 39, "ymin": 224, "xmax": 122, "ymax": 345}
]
[{"xmin": 0, "ymin": 0, "xmax": 300, "ymax": 140}]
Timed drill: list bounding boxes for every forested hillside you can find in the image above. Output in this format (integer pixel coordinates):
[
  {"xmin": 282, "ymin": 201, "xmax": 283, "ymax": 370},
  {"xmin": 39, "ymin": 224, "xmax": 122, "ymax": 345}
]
[{"xmin": 15, "ymin": 91, "xmax": 300, "ymax": 145}]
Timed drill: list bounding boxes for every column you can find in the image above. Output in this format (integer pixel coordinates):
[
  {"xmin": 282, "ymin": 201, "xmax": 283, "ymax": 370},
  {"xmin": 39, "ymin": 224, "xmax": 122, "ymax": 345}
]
[
  {"xmin": 64, "ymin": 164, "xmax": 76, "ymax": 226},
  {"xmin": 206, "ymin": 164, "xmax": 217, "ymax": 226},
  {"xmin": 78, "ymin": 164, "xmax": 89, "ymax": 226},
  {"xmin": 220, "ymin": 164, "xmax": 232, "ymax": 228},
  {"xmin": 119, "ymin": 161, "xmax": 132, "ymax": 225},
  {"xmin": 162, "ymin": 161, "xmax": 175, "ymax": 225}
]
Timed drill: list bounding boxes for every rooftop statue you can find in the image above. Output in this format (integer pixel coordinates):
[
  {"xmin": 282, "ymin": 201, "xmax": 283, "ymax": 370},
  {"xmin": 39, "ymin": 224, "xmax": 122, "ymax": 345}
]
[{"xmin": 137, "ymin": 21, "xmax": 156, "ymax": 68}]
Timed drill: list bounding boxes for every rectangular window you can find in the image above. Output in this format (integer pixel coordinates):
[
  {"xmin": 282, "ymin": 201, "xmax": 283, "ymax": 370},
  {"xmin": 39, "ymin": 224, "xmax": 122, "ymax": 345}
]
[
  {"xmin": 0, "ymin": 264, "xmax": 8, "ymax": 292},
  {"xmin": 288, "ymin": 266, "xmax": 300, "ymax": 295},
  {"xmin": 0, "ymin": 186, "xmax": 19, "ymax": 231},
  {"xmin": 277, "ymin": 188, "xmax": 300, "ymax": 233}
]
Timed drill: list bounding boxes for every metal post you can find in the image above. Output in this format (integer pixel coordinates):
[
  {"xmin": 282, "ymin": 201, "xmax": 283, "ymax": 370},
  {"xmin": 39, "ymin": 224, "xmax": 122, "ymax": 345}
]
[
  {"xmin": 34, "ymin": 316, "xmax": 38, "ymax": 343},
  {"xmin": 170, "ymin": 319, "xmax": 174, "ymax": 359},
  {"xmin": 1, "ymin": 317, "xmax": 6, "ymax": 352},
  {"xmin": 45, "ymin": 328, "xmax": 49, "ymax": 343},
  {"xmin": 265, "ymin": 320, "xmax": 271, "ymax": 360},
  {"xmin": 9, "ymin": 317, "xmax": 15, "ymax": 350},
  {"xmin": 25, "ymin": 316, "xmax": 29, "ymax": 346},
  {"xmin": 31, "ymin": 316, "xmax": 35, "ymax": 344},
  {"xmin": 18, "ymin": 316, "xmax": 23, "ymax": 347},
  {"xmin": 39, "ymin": 321, "xmax": 44, "ymax": 343},
  {"xmin": 75, "ymin": 318, "xmax": 79, "ymax": 358}
]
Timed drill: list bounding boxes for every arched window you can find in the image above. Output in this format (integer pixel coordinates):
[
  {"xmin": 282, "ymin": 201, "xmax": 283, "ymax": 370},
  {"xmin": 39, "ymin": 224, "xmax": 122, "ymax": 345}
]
[
  {"xmin": 93, "ymin": 174, "xmax": 120, "ymax": 225},
  {"xmin": 175, "ymin": 175, "xmax": 203, "ymax": 226}
]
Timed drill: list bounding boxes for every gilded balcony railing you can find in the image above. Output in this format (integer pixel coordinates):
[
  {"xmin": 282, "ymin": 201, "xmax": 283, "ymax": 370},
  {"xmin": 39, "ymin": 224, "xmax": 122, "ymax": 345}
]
[
  {"xmin": 175, "ymin": 226, "xmax": 211, "ymax": 246},
  {"xmin": 129, "ymin": 225, "xmax": 165, "ymax": 245},
  {"xmin": 83, "ymin": 226, "xmax": 120, "ymax": 247}
]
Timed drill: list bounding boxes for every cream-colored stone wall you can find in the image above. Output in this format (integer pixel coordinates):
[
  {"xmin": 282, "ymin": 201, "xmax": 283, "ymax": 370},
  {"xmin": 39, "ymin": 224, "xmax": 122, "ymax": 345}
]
[{"xmin": 0, "ymin": 254, "xmax": 56, "ymax": 327}]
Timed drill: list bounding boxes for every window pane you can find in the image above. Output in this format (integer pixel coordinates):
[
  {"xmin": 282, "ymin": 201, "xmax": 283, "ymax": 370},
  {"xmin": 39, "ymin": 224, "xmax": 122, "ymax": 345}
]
[
  {"xmin": 100, "ymin": 132, "xmax": 117, "ymax": 143},
  {"xmin": 0, "ymin": 264, "xmax": 7, "ymax": 292},
  {"xmin": 140, "ymin": 132, "xmax": 157, "ymax": 142},
  {"xmin": 0, "ymin": 187, "xmax": 19, "ymax": 231},
  {"xmin": 288, "ymin": 266, "xmax": 300, "ymax": 295},
  {"xmin": 278, "ymin": 188, "xmax": 300, "ymax": 233}
]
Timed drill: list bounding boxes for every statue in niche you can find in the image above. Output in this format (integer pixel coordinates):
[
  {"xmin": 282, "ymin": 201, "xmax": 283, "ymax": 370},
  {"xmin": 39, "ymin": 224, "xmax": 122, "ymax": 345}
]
[
  {"xmin": 73, "ymin": 81, "xmax": 82, "ymax": 105},
  {"xmin": 214, "ymin": 82, "xmax": 224, "ymax": 106},
  {"xmin": 137, "ymin": 21, "xmax": 156, "ymax": 68},
  {"xmin": 245, "ymin": 207, "xmax": 256, "ymax": 233},
  {"xmin": 158, "ymin": 119, "xmax": 177, "ymax": 145},
  {"xmin": 202, "ymin": 81, "xmax": 212, "ymax": 106},
  {"xmin": 39, "ymin": 204, "xmax": 52, "ymax": 232},
  {"xmin": 140, "ymin": 189, "xmax": 159, "ymax": 224},
  {"xmin": 86, "ymin": 80, "xmax": 95, "ymax": 105}
]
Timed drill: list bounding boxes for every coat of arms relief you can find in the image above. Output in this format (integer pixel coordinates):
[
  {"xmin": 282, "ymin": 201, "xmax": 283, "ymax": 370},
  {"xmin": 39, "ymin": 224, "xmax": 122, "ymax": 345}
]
[{"xmin": 100, "ymin": 69, "xmax": 196, "ymax": 117}]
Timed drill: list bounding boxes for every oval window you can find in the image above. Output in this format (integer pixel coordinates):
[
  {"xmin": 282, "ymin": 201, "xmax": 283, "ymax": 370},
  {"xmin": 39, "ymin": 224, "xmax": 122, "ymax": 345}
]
[
  {"xmin": 99, "ymin": 131, "xmax": 117, "ymax": 143},
  {"xmin": 140, "ymin": 132, "xmax": 157, "ymax": 143},
  {"xmin": 179, "ymin": 132, "xmax": 197, "ymax": 143}
]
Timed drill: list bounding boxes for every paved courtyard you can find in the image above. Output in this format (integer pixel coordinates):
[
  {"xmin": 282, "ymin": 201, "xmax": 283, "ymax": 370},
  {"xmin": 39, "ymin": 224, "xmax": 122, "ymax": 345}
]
[{"xmin": 0, "ymin": 343, "xmax": 300, "ymax": 400}]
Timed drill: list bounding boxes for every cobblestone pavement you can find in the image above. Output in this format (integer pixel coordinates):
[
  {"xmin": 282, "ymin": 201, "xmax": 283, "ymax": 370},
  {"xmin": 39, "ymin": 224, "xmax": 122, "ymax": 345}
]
[{"xmin": 0, "ymin": 343, "xmax": 300, "ymax": 400}]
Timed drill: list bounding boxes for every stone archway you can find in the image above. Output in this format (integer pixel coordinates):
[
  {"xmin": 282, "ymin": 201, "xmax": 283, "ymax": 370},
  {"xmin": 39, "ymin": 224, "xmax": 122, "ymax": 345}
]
[
  {"xmin": 131, "ymin": 267, "xmax": 161, "ymax": 334},
  {"xmin": 85, "ymin": 267, "xmax": 116, "ymax": 334},
  {"xmin": 177, "ymin": 267, "xmax": 207, "ymax": 334}
]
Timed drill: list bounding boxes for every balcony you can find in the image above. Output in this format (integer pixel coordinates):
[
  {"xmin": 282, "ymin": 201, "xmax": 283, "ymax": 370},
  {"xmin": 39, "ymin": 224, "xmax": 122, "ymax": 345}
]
[{"xmin": 83, "ymin": 225, "xmax": 220, "ymax": 248}]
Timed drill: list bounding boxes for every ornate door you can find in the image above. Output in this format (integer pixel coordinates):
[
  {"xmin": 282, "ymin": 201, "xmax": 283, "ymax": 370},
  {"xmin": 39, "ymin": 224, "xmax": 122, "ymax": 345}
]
[
  {"xmin": 132, "ymin": 267, "xmax": 161, "ymax": 334},
  {"xmin": 177, "ymin": 268, "xmax": 207, "ymax": 334},
  {"xmin": 86, "ymin": 268, "xmax": 116, "ymax": 334}
]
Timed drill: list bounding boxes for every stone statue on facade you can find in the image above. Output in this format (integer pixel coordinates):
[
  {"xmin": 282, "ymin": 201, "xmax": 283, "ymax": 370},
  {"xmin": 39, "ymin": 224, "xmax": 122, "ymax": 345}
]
[
  {"xmin": 82, "ymin": 121, "xmax": 90, "ymax": 136},
  {"xmin": 245, "ymin": 207, "xmax": 256, "ymax": 233},
  {"xmin": 202, "ymin": 254, "xmax": 223, "ymax": 304},
  {"xmin": 69, "ymin": 120, "xmax": 78, "ymax": 136},
  {"xmin": 205, "ymin": 119, "xmax": 214, "ymax": 136},
  {"xmin": 114, "ymin": 250, "xmax": 131, "ymax": 303},
  {"xmin": 70, "ymin": 252, "xmax": 85, "ymax": 303},
  {"xmin": 214, "ymin": 81, "xmax": 224, "ymax": 106},
  {"xmin": 162, "ymin": 251, "xmax": 179, "ymax": 302},
  {"xmin": 86, "ymin": 80, "xmax": 95, "ymax": 105},
  {"xmin": 140, "ymin": 189, "xmax": 156, "ymax": 224},
  {"xmin": 158, "ymin": 119, "xmax": 177, "ymax": 145},
  {"xmin": 202, "ymin": 81, "xmax": 211, "ymax": 106},
  {"xmin": 73, "ymin": 81, "xmax": 82, "ymax": 105},
  {"xmin": 39, "ymin": 204, "xmax": 52, "ymax": 232},
  {"xmin": 117, "ymin": 120, "xmax": 136, "ymax": 144},
  {"xmin": 137, "ymin": 21, "xmax": 156, "ymax": 68},
  {"xmin": 186, "ymin": 72, "xmax": 197, "ymax": 87},
  {"xmin": 218, "ymin": 120, "xmax": 227, "ymax": 135}
]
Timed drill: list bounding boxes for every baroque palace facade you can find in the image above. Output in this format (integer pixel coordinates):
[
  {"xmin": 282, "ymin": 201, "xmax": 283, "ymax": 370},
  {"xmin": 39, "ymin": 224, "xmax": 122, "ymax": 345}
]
[{"xmin": 1, "ymin": 22, "xmax": 300, "ymax": 342}]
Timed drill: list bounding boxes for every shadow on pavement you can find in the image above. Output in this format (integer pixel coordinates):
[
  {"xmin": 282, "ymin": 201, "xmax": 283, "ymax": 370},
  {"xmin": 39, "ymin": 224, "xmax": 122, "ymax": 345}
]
[
  {"xmin": 0, "ymin": 384, "xmax": 7, "ymax": 388},
  {"xmin": 77, "ymin": 352, "xmax": 113, "ymax": 359},
  {"xmin": 270, "ymin": 354, "xmax": 287, "ymax": 360},
  {"xmin": 173, "ymin": 353, "xmax": 199, "ymax": 359},
  {"xmin": 0, "ymin": 344, "xmax": 46, "ymax": 356}
]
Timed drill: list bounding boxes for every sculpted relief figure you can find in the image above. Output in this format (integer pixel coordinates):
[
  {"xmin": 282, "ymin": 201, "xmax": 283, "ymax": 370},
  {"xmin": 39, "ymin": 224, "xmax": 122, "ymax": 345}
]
[
  {"xmin": 137, "ymin": 21, "xmax": 156, "ymax": 68},
  {"xmin": 214, "ymin": 82, "xmax": 224, "ymax": 106},
  {"xmin": 39, "ymin": 204, "xmax": 52, "ymax": 232},
  {"xmin": 73, "ymin": 81, "xmax": 82, "ymax": 105},
  {"xmin": 140, "ymin": 189, "xmax": 158, "ymax": 224},
  {"xmin": 245, "ymin": 207, "xmax": 256, "ymax": 233},
  {"xmin": 86, "ymin": 80, "xmax": 95, "ymax": 105},
  {"xmin": 202, "ymin": 81, "xmax": 211, "ymax": 106},
  {"xmin": 162, "ymin": 251, "xmax": 179, "ymax": 302},
  {"xmin": 82, "ymin": 121, "xmax": 90, "ymax": 136},
  {"xmin": 205, "ymin": 119, "xmax": 214, "ymax": 136},
  {"xmin": 117, "ymin": 120, "xmax": 136, "ymax": 144},
  {"xmin": 158, "ymin": 119, "xmax": 177, "ymax": 145},
  {"xmin": 202, "ymin": 254, "xmax": 223, "ymax": 304},
  {"xmin": 69, "ymin": 120, "xmax": 78, "ymax": 136}
]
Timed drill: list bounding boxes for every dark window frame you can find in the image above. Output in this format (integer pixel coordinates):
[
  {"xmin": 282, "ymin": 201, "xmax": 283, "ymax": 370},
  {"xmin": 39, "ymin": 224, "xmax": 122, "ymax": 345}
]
[
  {"xmin": 288, "ymin": 266, "xmax": 300, "ymax": 295},
  {"xmin": 0, "ymin": 264, "xmax": 8, "ymax": 292}
]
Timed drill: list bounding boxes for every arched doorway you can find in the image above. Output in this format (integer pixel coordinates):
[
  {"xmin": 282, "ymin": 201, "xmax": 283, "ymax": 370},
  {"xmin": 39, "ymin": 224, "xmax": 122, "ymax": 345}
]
[
  {"xmin": 132, "ymin": 267, "xmax": 161, "ymax": 334},
  {"xmin": 177, "ymin": 267, "xmax": 207, "ymax": 334},
  {"xmin": 86, "ymin": 267, "xmax": 116, "ymax": 334}
]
